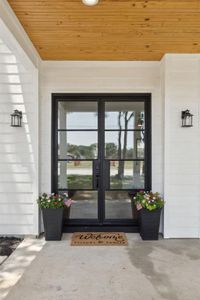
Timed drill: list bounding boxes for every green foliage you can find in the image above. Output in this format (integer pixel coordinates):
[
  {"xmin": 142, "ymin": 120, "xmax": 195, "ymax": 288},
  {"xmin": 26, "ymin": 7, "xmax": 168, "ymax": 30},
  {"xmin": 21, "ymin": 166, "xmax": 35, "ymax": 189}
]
[
  {"xmin": 134, "ymin": 191, "xmax": 164, "ymax": 211},
  {"xmin": 67, "ymin": 143, "xmax": 97, "ymax": 159},
  {"xmin": 105, "ymin": 143, "xmax": 118, "ymax": 158}
]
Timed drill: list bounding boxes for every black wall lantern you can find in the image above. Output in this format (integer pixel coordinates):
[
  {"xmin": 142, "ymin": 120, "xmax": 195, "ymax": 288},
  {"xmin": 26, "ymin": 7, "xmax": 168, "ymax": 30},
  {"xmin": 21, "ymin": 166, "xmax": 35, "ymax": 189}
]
[
  {"xmin": 137, "ymin": 112, "xmax": 144, "ymax": 128},
  {"xmin": 181, "ymin": 109, "xmax": 193, "ymax": 127},
  {"xmin": 10, "ymin": 110, "xmax": 22, "ymax": 127}
]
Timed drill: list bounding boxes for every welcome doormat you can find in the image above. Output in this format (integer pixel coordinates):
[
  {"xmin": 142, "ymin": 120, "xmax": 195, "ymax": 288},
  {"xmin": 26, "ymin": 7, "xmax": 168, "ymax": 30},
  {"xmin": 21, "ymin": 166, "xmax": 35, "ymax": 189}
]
[{"xmin": 71, "ymin": 232, "xmax": 128, "ymax": 246}]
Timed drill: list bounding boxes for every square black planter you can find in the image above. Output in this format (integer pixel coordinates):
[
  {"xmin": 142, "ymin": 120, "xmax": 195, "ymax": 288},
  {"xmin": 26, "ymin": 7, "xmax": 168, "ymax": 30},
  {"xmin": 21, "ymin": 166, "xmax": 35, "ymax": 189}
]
[
  {"xmin": 42, "ymin": 208, "xmax": 64, "ymax": 241},
  {"xmin": 139, "ymin": 208, "xmax": 161, "ymax": 240}
]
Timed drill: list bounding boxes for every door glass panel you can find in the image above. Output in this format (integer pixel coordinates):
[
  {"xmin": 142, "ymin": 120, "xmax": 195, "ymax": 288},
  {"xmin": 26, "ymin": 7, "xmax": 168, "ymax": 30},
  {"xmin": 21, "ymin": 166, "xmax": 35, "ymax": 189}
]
[
  {"xmin": 58, "ymin": 101, "xmax": 97, "ymax": 129},
  {"xmin": 58, "ymin": 161, "xmax": 93, "ymax": 189},
  {"xmin": 64, "ymin": 191, "xmax": 98, "ymax": 219},
  {"xmin": 109, "ymin": 160, "xmax": 145, "ymax": 189},
  {"xmin": 58, "ymin": 131, "xmax": 98, "ymax": 159},
  {"xmin": 105, "ymin": 191, "xmax": 137, "ymax": 219},
  {"xmin": 105, "ymin": 131, "xmax": 144, "ymax": 159},
  {"xmin": 105, "ymin": 102, "xmax": 145, "ymax": 130}
]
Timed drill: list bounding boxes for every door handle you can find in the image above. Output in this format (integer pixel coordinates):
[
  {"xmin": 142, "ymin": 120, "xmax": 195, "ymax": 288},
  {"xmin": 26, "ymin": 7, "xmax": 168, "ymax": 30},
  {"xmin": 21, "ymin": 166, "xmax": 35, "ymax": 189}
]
[{"xmin": 93, "ymin": 160, "xmax": 100, "ymax": 189}]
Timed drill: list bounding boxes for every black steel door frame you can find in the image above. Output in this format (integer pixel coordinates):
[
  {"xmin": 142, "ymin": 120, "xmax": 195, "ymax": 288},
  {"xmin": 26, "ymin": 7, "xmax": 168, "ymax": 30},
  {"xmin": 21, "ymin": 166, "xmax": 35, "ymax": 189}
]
[{"xmin": 51, "ymin": 93, "xmax": 151, "ymax": 232}]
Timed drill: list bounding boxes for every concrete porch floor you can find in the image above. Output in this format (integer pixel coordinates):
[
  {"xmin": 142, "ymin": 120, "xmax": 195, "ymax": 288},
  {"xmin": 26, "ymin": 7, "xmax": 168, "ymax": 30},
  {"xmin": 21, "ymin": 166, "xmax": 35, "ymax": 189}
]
[{"xmin": 0, "ymin": 234, "xmax": 200, "ymax": 300}]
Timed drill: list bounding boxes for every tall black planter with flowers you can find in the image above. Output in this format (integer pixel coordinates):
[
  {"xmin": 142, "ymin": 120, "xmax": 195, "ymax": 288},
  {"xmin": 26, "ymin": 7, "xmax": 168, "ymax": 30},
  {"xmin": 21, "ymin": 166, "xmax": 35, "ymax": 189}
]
[
  {"xmin": 38, "ymin": 193, "xmax": 72, "ymax": 241},
  {"xmin": 134, "ymin": 191, "xmax": 164, "ymax": 240}
]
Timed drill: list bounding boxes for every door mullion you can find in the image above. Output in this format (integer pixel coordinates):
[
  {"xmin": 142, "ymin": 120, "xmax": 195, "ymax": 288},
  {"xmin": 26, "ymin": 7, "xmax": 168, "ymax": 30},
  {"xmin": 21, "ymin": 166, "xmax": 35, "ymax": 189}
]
[{"xmin": 98, "ymin": 100, "xmax": 105, "ymax": 224}]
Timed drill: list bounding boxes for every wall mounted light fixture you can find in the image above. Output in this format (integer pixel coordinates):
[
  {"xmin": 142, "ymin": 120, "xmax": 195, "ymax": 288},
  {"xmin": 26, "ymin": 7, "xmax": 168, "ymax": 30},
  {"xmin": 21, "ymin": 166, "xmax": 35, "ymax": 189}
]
[
  {"xmin": 82, "ymin": 0, "xmax": 99, "ymax": 6},
  {"xmin": 11, "ymin": 110, "xmax": 22, "ymax": 127},
  {"xmin": 181, "ymin": 109, "xmax": 193, "ymax": 127},
  {"xmin": 137, "ymin": 112, "xmax": 144, "ymax": 128}
]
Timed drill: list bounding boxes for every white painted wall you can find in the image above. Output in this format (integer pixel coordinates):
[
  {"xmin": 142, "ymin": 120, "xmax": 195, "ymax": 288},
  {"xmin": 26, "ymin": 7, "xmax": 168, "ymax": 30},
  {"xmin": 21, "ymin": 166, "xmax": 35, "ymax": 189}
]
[
  {"xmin": 39, "ymin": 61, "xmax": 164, "ymax": 208},
  {"xmin": 0, "ymin": 20, "xmax": 39, "ymax": 235},
  {"xmin": 163, "ymin": 54, "xmax": 200, "ymax": 238}
]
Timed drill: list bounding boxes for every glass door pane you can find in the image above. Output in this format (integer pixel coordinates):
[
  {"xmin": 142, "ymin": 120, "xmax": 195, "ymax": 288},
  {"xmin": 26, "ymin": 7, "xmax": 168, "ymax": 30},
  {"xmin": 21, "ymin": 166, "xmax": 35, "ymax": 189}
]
[
  {"xmin": 58, "ymin": 161, "xmax": 94, "ymax": 190},
  {"xmin": 57, "ymin": 101, "xmax": 98, "ymax": 220},
  {"xmin": 105, "ymin": 191, "xmax": 133, "ymax": 219},
  {"xmin": 105, "ymin": 131, "xmax": 144, "ymax": 159},
  {"xmin": 104, "ymin": 100, "xmax": 145, "ymax": 220},
  {"xmin": 109, "ymin": 161, "xmax": 145, "ymax": 190},
  {"xmin": 69, "ymin": 191, "xmax": 98, "ymax": 219},
  {"xmin": 58, "ymin": 132, "xmax": 98, "ymax": 159},
  {"xmin": 105, "ymin": 101, "xmax": 145, "ymax": 130},
  {"xmin": 58, "ymin": 101, "xmax": 98, "ymax": 129}
]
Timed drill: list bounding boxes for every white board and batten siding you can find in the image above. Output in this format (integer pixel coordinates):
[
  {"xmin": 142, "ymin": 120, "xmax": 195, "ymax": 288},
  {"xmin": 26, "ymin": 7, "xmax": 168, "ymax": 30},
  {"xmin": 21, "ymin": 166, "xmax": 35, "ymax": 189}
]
[
  {"xmin": 0, "ymin": 22, "xmax": 39, "ymax": 235},
  {"xmin": 163, "ymin": 54, "xmax": 200, "ymax": 238}
]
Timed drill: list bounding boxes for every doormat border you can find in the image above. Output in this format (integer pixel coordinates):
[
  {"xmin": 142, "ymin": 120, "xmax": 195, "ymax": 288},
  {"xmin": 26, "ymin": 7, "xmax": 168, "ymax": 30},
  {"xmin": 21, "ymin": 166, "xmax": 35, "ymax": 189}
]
[{"xmin": 71, "ymin": 232, "xmax": 128, "ymax": 246}]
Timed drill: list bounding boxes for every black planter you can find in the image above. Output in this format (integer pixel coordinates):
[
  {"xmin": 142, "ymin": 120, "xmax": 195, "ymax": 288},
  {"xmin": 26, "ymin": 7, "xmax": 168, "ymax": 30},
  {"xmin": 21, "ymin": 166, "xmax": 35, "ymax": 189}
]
[
  {"xmin": 139, "ymin": 208, "xmax": 162, "ymax": 240},
  {"xmin": 42, "ymin": 208, "xmax": 64, "ymax": 241}
]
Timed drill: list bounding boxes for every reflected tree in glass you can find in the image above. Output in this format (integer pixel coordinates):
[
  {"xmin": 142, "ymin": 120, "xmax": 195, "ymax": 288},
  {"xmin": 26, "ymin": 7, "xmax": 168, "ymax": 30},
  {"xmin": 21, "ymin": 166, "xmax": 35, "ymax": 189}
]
[
  {"xmin": 117, "ymin": 111, "xmax": 134, "ymax": 179},
  {"xmin": 67, "ymin": 143, "xmax": 97, "ymax": 159},
  {"xmin": 105, "ymin": 143, "xmax": 118, "ymax": 158}
]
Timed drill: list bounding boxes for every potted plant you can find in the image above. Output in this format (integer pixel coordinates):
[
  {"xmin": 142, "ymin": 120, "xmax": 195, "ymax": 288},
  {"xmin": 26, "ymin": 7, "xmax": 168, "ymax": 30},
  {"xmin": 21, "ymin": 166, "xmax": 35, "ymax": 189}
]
[
  {"xmin": 37, "ymin": 193, "xmax": 72, "ymax": 241},
  {"xmin": 134, "ymin": 191, "xmax": 164, "ymax": 240}
]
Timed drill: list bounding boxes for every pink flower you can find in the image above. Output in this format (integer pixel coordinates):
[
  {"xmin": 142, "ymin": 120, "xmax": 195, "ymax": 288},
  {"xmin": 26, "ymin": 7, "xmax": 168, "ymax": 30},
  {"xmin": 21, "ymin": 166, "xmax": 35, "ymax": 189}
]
[
  {"xmin": 136, "ymin": 203, "xmax": 142, "ymax": 211},
  {"xmin": 64, "ymin": 198, "xmax": 73, "ymax": 207}
]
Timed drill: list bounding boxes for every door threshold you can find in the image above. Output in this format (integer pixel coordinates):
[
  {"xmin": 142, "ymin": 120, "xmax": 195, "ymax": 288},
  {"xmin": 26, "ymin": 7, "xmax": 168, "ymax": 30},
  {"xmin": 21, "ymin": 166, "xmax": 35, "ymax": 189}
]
[{"xmin": 63, "ymin": 225, "xmax": 139, "ymax": 233}]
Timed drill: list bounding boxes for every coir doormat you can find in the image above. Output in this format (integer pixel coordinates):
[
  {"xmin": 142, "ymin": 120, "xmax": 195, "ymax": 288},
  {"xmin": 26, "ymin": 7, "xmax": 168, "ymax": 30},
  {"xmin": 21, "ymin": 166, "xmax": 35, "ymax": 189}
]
[{"xmin": 71, "ymin": 232, "xmax": 128, "ymax": 246}]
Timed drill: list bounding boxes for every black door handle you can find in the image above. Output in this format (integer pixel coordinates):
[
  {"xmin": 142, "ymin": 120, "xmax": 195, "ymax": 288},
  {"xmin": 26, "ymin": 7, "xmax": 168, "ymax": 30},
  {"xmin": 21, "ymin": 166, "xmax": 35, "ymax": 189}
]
[{"xmin": 93, "ymin": 160, "xmax": 100, "ymax": 189}]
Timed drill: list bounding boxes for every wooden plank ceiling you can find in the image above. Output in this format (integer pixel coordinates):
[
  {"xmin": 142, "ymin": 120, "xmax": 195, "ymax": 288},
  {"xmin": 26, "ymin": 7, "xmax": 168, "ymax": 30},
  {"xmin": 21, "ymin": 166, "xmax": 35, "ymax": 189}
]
[{"xmin": 7, "ymin": 0, "xmax": 200, "ymax": 61}]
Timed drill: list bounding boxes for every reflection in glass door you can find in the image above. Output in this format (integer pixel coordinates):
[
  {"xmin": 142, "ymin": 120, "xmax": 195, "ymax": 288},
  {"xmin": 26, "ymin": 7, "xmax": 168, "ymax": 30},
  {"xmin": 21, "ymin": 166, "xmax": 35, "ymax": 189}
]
[
  {"xmin": 104, "ymin": 101, "xmax": 146, "ymax": 220},
  {"xmin": 52, "ymin": 94, "xmax": 151, "ymax": 231}
]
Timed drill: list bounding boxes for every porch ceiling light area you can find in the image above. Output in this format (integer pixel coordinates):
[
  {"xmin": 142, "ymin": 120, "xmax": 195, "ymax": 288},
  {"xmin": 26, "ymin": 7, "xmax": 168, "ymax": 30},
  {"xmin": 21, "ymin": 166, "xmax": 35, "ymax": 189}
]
[{"xmin": 82, "ymin": 0, "xmax": 99, "ymax": 6}]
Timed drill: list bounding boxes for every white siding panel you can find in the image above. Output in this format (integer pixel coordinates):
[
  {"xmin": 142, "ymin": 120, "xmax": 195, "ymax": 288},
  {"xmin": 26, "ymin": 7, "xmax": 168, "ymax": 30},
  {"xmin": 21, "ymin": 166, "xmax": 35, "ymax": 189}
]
[
  {"xmin": 0, "ymin": 163, "xmax": 35, "ymax": 173},
  {"xmin": 0, "ymin": 173, "xmax": 32, "ymax": 182},
  {"xmin": 0, "ymin": 63, "xmax": 27, "ymax": 74},
  {"xmin": 0, "ymin": 215, "xmax": 33, "ymax": 225},
  {"xmin": 165, "ymin": 227, "xmax": 199, "ymax": 239},
  {"xmin": 0, "ymin": 34, "xmax": 38, "ymax": 235},
  {"xmin": 0, "ymin": 193, "xmax": 33, "ymax": 203},
  {"xmin": 0, "ymin": 183, "xmax": 33, "ymax": 193},
  {"xmin": 0, "ymin": 225, "xmax": 34, "ymax": 235},
  {"xmin": 0, "ymin": 154, "xmax": 34, "ymax": 163},
  {"xmin": 0, "ymin": 74, "xmax": 33, "ymax": 83},
  {"xmin": 0, "ymin": 103, "xmax": 36, "ymax": 113},
  {"xmin": 0, "ymin": 54, "xmax": 17, "ymax": 63},
  {"xmin": 163, "ymin": 55, "xmax": 200, "ymax": 238},
  {"xmin": 0, "ymin": 204, "xmax": 34, "ymax": 214}
]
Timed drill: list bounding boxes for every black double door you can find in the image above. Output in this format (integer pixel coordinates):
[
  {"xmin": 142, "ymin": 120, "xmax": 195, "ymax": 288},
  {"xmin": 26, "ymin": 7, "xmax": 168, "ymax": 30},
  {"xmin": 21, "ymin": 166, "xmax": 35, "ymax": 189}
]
[{"xmin": 52, "ymin": 94, "xmax": 151, "ymax": 232}]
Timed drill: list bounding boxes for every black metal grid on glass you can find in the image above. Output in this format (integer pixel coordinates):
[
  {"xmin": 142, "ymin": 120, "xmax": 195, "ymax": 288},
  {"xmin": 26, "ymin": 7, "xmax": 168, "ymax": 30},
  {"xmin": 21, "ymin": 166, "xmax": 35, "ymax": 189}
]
[{"xmin": 51, "ymin": 93, "xmax": 151, "ymax": 231}]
